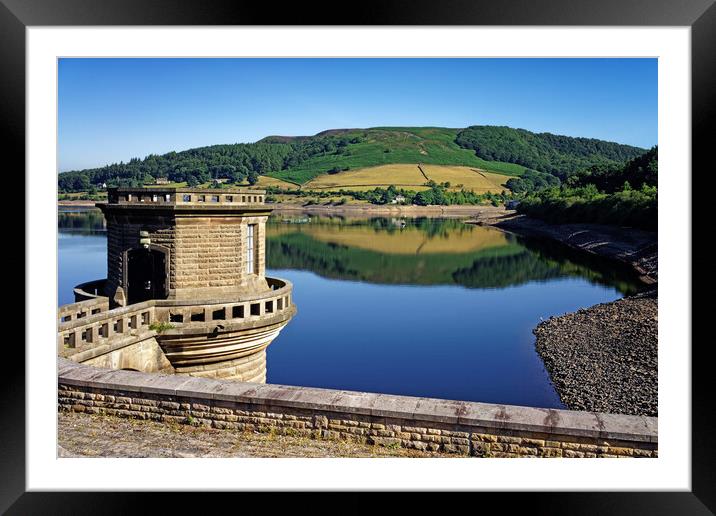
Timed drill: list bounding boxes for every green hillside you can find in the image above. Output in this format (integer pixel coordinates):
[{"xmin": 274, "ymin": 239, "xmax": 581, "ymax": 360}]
[
  {"xmin": 262, "ymin": 127, "xmax": 526, "ymax": 184},
  {"xmin": 58, "ymin": 125, "xmax": 646, "ymax": 192},
  {"xmin": 456, "ymin": 126, "xmax": 646, "ymax": 179}
]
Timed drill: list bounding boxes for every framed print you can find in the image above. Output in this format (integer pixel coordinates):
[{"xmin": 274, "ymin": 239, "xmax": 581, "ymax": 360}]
[{"xmin": 4, "ymin": 0, "xmax": 713, "ymax": 512}]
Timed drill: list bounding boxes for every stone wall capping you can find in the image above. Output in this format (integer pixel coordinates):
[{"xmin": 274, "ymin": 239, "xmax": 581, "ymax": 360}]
[
  {"xmin": 174, "ymin": 376, "xmax": 225, "ymax": 399},
  {"xmin": 57, "ymin": 358, "xmax": 79, "ymax": 376},
  {"xmin": 596, "ymin": 412, "xmax": 658, "ymax": 443},
  {"xmin": 641, "ymin": 415, "xmax": 658, "ymax": 442},
  {"xmin": 252, "ymin": 384, "xmax": 309, "ymax": 407},
  {"xmin": 209, "ymin": 380, "xmax": 267, "ymax": 403},
  {"xmin": 57, "ymin": 360, "xmax": 657, "ymax": 448},
  {"xmin": 457, "ymin": 402, "xmax": 515, "ymax": 429},
  {"xmin": 136, "ymin": 373, "xmax": 186, "ymax": 396},
  {"xmin": 270, "ymin": 386, "xmax": 344, "ymax": 412},
  {"xmin": 89, "ymin": 369, "xmax": 150, "ymax": 393},
  {"xmin": 412, "ymin": 397, "xmax": 468, "ymax": 425},
  {"xmin": 329, "ymin": 390, "xmax": 380, "ymax": 416},
  {"xmin": 370, "ymin": 393, "xmax": 419, "ymax": 419},
  {"xmin": 57, "ymin": 359, "xmax": 113, "ymax": 388},
  {"xmin": 542, "ymin": 408, "xmax": 605, "ymax": 438}
]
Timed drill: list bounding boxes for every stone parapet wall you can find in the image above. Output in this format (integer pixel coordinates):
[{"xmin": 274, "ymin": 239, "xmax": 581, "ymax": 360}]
[{"xmin": 58, "ymin": 359, "xmax": 657, "ymax": 458}]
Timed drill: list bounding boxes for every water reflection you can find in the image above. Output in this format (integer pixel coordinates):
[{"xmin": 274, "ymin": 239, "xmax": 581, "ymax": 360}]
[
  {"xmin": 266, "ymin": 215, "xmax": 642, "ymax": 295},
  {"xmin": 58, "ymin": 207, "xmax": 106, "ymax": 235},
  {"xmin": 57, "ymin": 208, "xmax": 644, "ymax": 407}
]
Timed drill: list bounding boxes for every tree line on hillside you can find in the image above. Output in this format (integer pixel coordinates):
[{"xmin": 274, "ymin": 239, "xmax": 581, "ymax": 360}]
[
  {"xmin": 58, "ymin": 125, "xmax": 645, "ymax": 192},
  {"xmin": 504, "ymin": 169, "xmax": 561, "ymax": 194},
  {"xmin": 456, "ymin": 125, "xmax": 646, "ymax": 179},
  {"xmin": 267, "ymin": 182, "xmax": 510, "ymax": 207},
  {"xmin": 516, "ymin": 147, "xmax": 658, "ymax": 230},
  {"xmin": 58, "ymin": 135, "xmax": 362, "ymax": 192}
]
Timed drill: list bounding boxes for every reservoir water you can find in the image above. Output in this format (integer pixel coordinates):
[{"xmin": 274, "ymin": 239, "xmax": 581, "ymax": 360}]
[{"xmin": 58, "ymin": 207, "xmax": 644, "ymax": 409}]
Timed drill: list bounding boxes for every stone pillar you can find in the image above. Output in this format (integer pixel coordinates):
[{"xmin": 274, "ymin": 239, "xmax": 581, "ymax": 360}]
[{"xmin": 113, "ymin": 286, "xmax": 127, "ymax": 307}]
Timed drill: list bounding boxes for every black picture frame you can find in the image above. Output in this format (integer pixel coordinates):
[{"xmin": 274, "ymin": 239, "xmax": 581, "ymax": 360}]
[{"xmin": 4, "ymin": 0, "xmax": 712, "ymax": 512}]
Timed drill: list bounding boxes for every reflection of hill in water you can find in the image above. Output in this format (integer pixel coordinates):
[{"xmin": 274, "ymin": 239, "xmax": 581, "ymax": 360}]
[
  {"xmin": 269, "ymin": 221, "xmax": 507, "ymax": 255},
  {"xmin": 266, "ymin": 217, "xmax": 643, "ymax": 294},
  {"xmin": 58, "ymin": 208, "xmax": 106, "ymax": 235}
]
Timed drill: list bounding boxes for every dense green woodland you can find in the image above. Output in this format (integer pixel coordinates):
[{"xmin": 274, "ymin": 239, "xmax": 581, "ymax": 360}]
[
  {"xmin": 456, "ymin": 125, "xmax": 645, "ymax": 179},
  {"xmin": 59, "ymin": 125, "xmax": 657, "ymax": 229},
  {"xmin": 516, "ymin": 147, "xmax": 658, "ymax": 230},
  {"xmin": 58, "ymin": 125, "xmax": 645, "ymax": 192}
]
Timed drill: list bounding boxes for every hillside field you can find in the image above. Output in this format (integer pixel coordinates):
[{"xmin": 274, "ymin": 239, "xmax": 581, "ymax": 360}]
[
  {"xmin": 266, "ymin": 127, "xmax": 527, "ymax": 184},
  {"xmin": 303, "ymin": 164, "xmax": 511, "ymax": 193},
  {"xmin": 59, "ymin": 125, "xmax": 648, "ymax": 196}
]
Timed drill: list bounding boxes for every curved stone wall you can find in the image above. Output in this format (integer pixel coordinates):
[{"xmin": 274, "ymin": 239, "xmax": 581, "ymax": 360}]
[
  {"xmin": 171, "ymin": 350, "xmax": 267, "ymax": 383},
  {"xmin": 82, "ymin": 337, "xmax": 175, "ymax": 374},
  {"xmin": 156, "ymin": 311, "xmax": 294, "ymax": 381},
  {"xmin": 59, "ymin": 277, "xmax": 295, "ymax": 384}
]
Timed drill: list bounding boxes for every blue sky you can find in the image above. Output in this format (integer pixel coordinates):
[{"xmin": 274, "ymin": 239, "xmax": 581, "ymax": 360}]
[{"xmin": 58, "ymin": 58, "xmax": 657, "ymax": 172}]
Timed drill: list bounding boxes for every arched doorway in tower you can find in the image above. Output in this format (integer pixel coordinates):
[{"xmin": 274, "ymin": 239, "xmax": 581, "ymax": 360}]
[{"xmin": 125, "ymin": 246, "xmax": 169, "ymax": 305}]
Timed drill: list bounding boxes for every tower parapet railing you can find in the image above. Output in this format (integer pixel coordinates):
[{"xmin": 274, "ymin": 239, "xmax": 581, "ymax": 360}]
[
  {"xmin": 106, "ymin": 187, "xmax": 267, "ymax": 206},
  {"xmin": 58, "ymin": 276, "xmax": 293, "ymax": 359}
]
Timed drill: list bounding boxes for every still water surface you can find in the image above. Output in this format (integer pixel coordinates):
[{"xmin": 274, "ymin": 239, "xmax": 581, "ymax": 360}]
[{"xmin": 58, "ymin": 208, "xmax": 644, "ymax": 408}]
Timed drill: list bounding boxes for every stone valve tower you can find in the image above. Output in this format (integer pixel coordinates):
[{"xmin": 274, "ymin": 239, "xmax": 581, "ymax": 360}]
[{"xmin": 57, "ymin": 187, "xmax": 295, "ymax": 382}]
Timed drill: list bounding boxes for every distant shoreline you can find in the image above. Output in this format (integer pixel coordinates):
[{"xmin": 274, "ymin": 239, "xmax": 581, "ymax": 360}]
[
  {"xmin": 58, "ymin": 200, "xmax": 101, "ymax": 207},
  {"xmin": 468, "ymin": 213, "xmax": 657, "ymax": 282},
  {"xmin": 58, "ymin": 199, "xmax": 511, "ymax": 219}
]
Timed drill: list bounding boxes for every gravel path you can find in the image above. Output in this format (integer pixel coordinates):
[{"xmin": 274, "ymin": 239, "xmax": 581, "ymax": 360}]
[
  {"xmin": 534, "ymin": 289, "xmax": 658, "ymax": 416},
  {"xmin": 58, "ymin": 412, "xmax": 451, "ymax": 458}
]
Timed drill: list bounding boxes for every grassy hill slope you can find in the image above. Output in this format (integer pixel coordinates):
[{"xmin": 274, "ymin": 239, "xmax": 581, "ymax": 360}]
[
  {"xmin": 303, "ymin": 164, "xmax": 511, "ymax": 193},
  {"xmin": 263, "ymin": 127, "xmax": 526, "ymax": 184},
  {"xmin": 58, "ymin": 125, "xmax": 646, "ymax": 193}
]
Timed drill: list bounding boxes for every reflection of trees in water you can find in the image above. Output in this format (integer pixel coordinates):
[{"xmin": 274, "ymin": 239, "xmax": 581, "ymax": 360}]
[
  {"xmin": 269, "ymin": 215, "xmax": 476, "ymax": 240},
  {"xmin": 452, "ymin": 251, "xmax": 564, "ymax": 289},
  {"xmin": 58, "ymin": 209, "xmax": 106, "ymax": 234},
  {"xmin": 452, "ymin": 236, "xmax": 642, "ymax": 295},
  {"xmin": 515, "ymin": 235, "xmax": 643, "ymax": 295},
  {"xmin": 270, "ymin": 239, "xmax": 363, "ymax": 281},
  {"xmin": 267, "ymin": 229, "xmax": 643, "ymax": 294}
]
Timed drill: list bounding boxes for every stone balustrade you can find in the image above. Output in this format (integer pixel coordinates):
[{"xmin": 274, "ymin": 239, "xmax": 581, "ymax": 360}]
[
  {"xmin": 58, "ymin": 296, "xmax": 109, "ymax": 325},
  {"xmin": 58, "ymin": 301, "xmax": 156, "ymax": 356},
  {"xmin": 154, "ymin": 277, "xmax": 292, "ymax": 325},
  {"xmin": 106, "ymin": 187, "xmax": 266, "ymax": 207},
  {"xmin": 58, "ymin": 277, "xmax": 293, "ymax": 365}
]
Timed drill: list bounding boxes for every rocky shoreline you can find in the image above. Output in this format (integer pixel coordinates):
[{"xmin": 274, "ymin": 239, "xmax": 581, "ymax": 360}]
[
  {"xmin": 470, "ymin": 211, "xmax": 658, "ymax": 417},
  {"xmin": 534, "ymin": 289, "xmax": 657, "ymax": 416}
]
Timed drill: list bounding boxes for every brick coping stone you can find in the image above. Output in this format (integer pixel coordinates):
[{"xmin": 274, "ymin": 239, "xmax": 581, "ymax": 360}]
[{"xmin": 58, "ymin": 358, "xmax": 657, "ymax": 444}]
